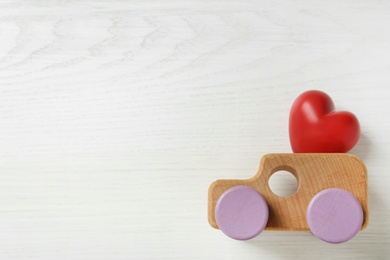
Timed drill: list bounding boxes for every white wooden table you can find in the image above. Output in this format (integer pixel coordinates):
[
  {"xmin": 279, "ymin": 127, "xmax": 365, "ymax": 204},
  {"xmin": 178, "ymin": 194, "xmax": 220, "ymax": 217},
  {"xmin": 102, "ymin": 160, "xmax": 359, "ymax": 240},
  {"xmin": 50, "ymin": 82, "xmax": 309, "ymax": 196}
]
[{"xmin": 0, "ymin": 1, "xmax": 389, "ymax": 259}]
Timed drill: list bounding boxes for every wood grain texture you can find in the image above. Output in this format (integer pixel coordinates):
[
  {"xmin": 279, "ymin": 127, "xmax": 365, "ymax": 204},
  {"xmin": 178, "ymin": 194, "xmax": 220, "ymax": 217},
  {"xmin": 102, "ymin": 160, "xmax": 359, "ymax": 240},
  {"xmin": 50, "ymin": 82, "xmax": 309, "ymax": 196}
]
[
  {"xmin": 0, "ymin": 0, "xmax": 390, "ymax": 259},
  {"xmin": 208, "ymin": 153, "xmax": 368, "ymax": 231}
]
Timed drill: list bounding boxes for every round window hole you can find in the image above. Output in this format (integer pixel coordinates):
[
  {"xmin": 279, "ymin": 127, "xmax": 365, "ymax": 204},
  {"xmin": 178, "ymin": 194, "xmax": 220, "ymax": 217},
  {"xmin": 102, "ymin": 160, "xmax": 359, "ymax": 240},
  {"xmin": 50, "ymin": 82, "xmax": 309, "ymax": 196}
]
[{"xmin": 268, "ymin": 170, "xmax": 298, "ymax": 197}]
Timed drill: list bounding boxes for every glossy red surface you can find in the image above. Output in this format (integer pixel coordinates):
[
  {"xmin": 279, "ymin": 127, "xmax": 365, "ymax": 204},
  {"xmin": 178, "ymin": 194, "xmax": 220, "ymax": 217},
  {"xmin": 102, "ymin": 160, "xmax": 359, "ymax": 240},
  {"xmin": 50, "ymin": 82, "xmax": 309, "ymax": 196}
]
[{"xmin": 289, "ymin": 90, "xmax": 360, "ymax": 153}]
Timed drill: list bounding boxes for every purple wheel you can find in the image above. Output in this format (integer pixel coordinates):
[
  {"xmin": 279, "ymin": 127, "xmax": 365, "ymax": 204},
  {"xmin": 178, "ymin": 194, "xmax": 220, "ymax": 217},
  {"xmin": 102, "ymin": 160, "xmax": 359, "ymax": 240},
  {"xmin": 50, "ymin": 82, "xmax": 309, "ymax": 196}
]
[
  {"xmin": 215, "ymin": 186, "xmax": 269, "ymax": 240},
  {"xmin": 306, "ymin": 188, "xmax": 363, "ymax": 243}
]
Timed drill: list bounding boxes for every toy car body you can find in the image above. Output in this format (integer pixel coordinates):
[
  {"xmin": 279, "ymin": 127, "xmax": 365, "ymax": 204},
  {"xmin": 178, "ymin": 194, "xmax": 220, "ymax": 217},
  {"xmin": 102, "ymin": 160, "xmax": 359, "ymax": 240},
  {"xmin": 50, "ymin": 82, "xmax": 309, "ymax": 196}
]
[{"xmin": 208, "ymin": 153, "xmax": 368, "ymax": 234}]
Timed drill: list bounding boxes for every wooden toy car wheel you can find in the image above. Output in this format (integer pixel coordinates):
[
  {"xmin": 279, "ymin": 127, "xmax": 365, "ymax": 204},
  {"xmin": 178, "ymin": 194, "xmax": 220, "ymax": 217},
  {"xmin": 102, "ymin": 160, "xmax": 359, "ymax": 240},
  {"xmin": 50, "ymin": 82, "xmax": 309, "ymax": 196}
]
[
  {"xmin": 215, "ymin": 186, "xmax": 269, "ymax": 240},
  {"xmin": 306, "ymin": 188, "xmax": 364, "ymax": 243}
]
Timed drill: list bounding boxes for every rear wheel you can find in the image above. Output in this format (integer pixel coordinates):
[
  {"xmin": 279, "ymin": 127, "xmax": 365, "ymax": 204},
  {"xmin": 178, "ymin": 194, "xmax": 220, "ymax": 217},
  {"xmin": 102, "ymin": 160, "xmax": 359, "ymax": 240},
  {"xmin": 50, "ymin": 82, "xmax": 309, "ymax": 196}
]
[{"xmin": 306, "ymin": 188, "xmax": 363, "ymax": 243}]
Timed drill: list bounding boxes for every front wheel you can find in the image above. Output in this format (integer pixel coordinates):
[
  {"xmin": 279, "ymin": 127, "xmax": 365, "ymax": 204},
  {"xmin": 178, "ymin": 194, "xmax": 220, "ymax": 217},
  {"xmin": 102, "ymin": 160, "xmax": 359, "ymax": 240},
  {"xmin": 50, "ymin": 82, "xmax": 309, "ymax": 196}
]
[{"xmin": 215, "ymin": 186, "xmax": 269, "ymax": 240}]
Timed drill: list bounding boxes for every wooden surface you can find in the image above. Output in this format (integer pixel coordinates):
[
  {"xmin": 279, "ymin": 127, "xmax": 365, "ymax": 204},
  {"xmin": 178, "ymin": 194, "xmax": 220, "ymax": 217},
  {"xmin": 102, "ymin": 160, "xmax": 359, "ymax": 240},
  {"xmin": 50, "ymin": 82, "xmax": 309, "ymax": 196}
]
[
  {"xmin": 208, "ymin": 153, "xmax": 368, "ymax": 231},
  {"xmin": 0, "ymin": 0, "xmax": 390, "ymax": 259}
]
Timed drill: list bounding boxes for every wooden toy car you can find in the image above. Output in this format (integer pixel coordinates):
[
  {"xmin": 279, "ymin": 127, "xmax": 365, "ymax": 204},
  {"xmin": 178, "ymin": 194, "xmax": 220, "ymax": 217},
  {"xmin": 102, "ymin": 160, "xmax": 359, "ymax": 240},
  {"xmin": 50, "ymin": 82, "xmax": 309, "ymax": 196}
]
[{"xmin": 208, "ymin": 153, "xmax": 368, "ymax": 243}]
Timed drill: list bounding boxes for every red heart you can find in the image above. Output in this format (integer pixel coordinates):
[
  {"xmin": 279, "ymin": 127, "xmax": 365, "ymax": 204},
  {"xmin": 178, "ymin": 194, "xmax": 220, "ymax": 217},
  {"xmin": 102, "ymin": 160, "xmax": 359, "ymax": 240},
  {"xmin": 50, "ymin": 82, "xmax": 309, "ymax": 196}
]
[{"xmin": 289, "ymin": 90, "xmax": 360, "ymax": 153}]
